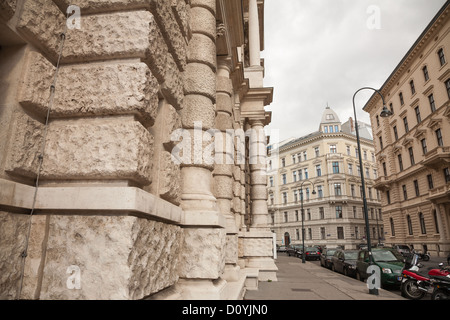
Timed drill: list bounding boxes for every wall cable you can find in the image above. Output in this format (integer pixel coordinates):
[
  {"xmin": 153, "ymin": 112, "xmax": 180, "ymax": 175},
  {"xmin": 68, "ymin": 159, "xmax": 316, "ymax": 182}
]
[{"xmin": 16, "ymin": 17, "xmax": 69, "ymax": 300}]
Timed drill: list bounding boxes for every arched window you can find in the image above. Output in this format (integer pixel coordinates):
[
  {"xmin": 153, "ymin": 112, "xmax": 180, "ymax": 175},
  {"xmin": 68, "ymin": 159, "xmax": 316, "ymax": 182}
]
[
  {"xmin": 419, "ymin": 212, "xmax": 427, "ymax": 234},
  {"xmin": 407, "ymin": 215, "xmax": 413, "ymax": 235},
  {"xmin": 390, "ymin": 218, "xmax": 395, "ymax": 236}
]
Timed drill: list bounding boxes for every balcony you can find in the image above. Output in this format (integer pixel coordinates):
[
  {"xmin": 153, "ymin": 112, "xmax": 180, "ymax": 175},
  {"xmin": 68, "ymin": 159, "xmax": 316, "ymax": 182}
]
[
  {"xmin": 423, "ymin": 146, "xmax": 450, "ymax": 169},
  {"xmin": 373, "ymin": 176, "xmax": 391, "ymax": 191},
  {"xmin": 427, "ymin": 184, "xmax": 450, "ymax": 204}
]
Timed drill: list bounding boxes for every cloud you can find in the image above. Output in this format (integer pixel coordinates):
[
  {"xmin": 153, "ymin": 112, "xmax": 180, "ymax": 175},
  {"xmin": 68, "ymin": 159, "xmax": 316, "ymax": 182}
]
[{"xmin": 262, "ymin": 0, "xmax": 447, "ymax": 142}]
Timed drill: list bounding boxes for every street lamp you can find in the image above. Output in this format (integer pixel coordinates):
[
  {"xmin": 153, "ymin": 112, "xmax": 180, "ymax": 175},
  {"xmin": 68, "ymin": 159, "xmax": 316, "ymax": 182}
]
[
  {"xmin": 299, "ymin": 179, "xmax": 316, "ymax": 263},
  {"xmin": 352, "ymin": 87, "xmax": 391, "ymax": 295}
]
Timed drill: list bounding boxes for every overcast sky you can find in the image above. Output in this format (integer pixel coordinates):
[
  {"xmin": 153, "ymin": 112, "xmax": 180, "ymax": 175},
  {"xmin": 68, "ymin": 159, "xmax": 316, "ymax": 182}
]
[{"xmin": 261, "ymin": 0, "xmax": 447, "ymax": 143}]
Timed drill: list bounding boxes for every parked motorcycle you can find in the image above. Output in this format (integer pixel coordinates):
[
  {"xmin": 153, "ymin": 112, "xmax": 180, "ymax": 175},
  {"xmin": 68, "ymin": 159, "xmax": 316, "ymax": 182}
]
[
  {"xmin": 401, "ymin": 255, "xmax": 450, "ymax": 300},
  {"xmin": 430, "ymin": 263, "xmax": 450, "ymax": 300},
  {"xmin": 412, "ymin": 249, "xmax": 430, "ymax": 261}
]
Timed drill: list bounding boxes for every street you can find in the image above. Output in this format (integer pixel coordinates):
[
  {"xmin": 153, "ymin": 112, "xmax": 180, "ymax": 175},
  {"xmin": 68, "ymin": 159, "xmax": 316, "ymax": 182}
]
[{"xmin": 305, "ymin": 254, "xmax": 449, "ymax": 300}]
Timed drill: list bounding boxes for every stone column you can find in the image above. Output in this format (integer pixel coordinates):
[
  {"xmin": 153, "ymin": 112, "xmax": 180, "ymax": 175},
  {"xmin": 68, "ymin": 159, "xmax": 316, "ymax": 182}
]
[
  {"xmin": 176, "ymin": 0, "xmax": 227, "ymax": 299},
  {"xmin": 242, "ymin": 119, "xmax": 278, "ymax": 281},
  {"xmin": 214, "ymin": 58, "xmax": 240, "ymax": 282},
  {"xmin": 248, "ymin": 0, "xmax": 261, "ymax": 67}
]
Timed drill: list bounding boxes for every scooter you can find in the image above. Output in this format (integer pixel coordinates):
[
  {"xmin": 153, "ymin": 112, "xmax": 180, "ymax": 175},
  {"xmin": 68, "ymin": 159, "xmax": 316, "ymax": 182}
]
[
  {"xmin": 401, "ymin": 255, "xmax": 450, "ymax": 300},
  {"xmin": 412, "ymin": 249, "xmax": 430, "ymax": 261}
]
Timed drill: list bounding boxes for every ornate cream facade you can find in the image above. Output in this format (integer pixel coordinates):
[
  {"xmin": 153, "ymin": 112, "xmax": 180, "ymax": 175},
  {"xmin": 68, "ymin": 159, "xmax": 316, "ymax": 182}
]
[
  {"xmin": 363, "ymin": 2, "xmax": 450, "ymax": 257},
  {"xmin": 0, "ymin": 0, "xmax": 277, "ymax": 300},
  {"xmin": 268, "ymin": 107, "xmax": 383, "ymax": 250}
]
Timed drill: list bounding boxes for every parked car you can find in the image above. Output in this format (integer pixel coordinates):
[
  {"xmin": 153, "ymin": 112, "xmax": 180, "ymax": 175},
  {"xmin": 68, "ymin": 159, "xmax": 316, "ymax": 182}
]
[
  {"xmin": 330, "ymin": 249, "xmax": 359, "ymax": 277},
  {"xmin": 276, "ymin": 245, "xmax": 287, "ymax": 253},
  {"xmin": 356, "ymin": 248, "xmax": 405, "ymax": 288},
  {"xmin": 320, "ymin": 248, "xmax": 338, "ymax": 268},
  {"xmin": 304, "ymin": 247, "xmax": 321, "ymax": 261},
  {"xmin": 286, "ymin": 245, "xmax": 303, "ymax": 257},
  {"xmin": 392, "ymin": 244, "xmax": 412, "ymax": 257}
]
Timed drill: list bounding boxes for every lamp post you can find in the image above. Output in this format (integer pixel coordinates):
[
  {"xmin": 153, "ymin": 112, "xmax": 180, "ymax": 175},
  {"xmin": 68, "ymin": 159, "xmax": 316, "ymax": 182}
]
[
  {"xmin": 299, "ymin": 179, "xmax": 316, "ymax": 263},
  {"xmin": 352, "ymin": 87, "xmax": 392, "ymax": 295}
]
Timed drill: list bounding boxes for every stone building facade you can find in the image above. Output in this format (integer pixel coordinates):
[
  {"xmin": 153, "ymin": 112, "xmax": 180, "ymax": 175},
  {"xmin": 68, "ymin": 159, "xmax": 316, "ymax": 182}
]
[
  {"xmin": 267, "ymin": 107, "xmax": 383, "ymax": 250},
  {"xmin": 363, "ymin": 1, "xmax": 450, "ymax": 257},
  {"xmin": 0, "ymin": 0, "xmax": 276, "ymax": 300}
]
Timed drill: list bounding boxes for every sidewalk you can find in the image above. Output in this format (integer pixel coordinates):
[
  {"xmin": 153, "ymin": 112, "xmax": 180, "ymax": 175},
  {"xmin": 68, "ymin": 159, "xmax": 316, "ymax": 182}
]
[{"xmin": 244, "ymin": 255, "xmax": 404, "ymax": 300}]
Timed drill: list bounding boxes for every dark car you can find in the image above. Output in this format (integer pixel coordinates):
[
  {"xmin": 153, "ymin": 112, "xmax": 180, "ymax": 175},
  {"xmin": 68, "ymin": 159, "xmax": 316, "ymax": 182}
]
[
  {"xmin": 304, "ymin": 247, "xmax": 321, "ymax": 261},
  {"xmin": 392, "ymin": 244, "xmax": 412, "ymax": 257},
  {"xmin": 330, "ymin": 249, "xmax": 359, "ymax": 277},
  {"xmin": 286, "ymin": 245, "xmax": 303, "ymax": 257},
  {"xmin": 320, "ymin": 248, "xmax": 338, "ymax": 268},
  {"xmin": 356, "ymin": 248, "xmax": 405, "ymax": 288}
]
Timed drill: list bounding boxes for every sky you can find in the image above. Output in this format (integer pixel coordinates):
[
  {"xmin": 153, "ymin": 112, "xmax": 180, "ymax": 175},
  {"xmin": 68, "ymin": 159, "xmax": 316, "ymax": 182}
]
[{"xmin": 261, "ymin": 0, "xmax": 448, "ymax": 143}]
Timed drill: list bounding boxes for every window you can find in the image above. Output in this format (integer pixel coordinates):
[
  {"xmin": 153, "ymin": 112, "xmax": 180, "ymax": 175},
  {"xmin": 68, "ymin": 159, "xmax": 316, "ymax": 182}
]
[
  {"xmin": 282, "ymin": 192, "xmax": 287, "ymax": 204},
  {"xmin": 296, "ymin": 229, "xmax": 300, "ymax": 240},
  {"xmin": 446, "ymin": 79, "xmax": 450, "ymax": 99},
  {"xmin": 402, "ymin": 185, "xmax": 408, "ymax": 200},
  {"xmin": 295, "ymin": 210, "xmax": 299, "ymax": 221},
  {"xmin": 317, "ymin": 185, "xmax": 323, "ymax": 198},
  {"xmin": 398, "ymin": 154, "xmax": 404, "ymax": 171},
  {"xmin": 373, "ymin": 169, "xmax": 378, "ymax": 179},
  {"xmin": 428, "ymin": 94, "xmax": 436, "ymax": 113},
  {"xmin": 371, "ymin": 153, "xmax": 375, "ymax": 162},
  {"xmin": 330, "ymin": 145, "xmax": 337, "ymax": 153},
  {"xmin": 320, "ymin": 227, "xmax": 326, "ymax": 240},
  {"xmin": 319, "ymin": 207, "xmax": 324, "ymax": 219},
  {"xmin": 386, "ymin": 190, "xmax": 391, "ymax": 204},
  {"xmin": 292, "ymin": 154, "xmax": 296, "ymax": 164},
  {"xmin": 304, "ymin": 168, "xmax": 309, "ymax": 179},
  {"xmin": 407, "ymin": 215, "xmax": 413, "ymax": 235},
  {"xmin": 281, "ymin": 158, "xmax": 285, "ymax": 167},
  {"xmin": 324, "ymin": 126, "xmax": 328, "ymax": 133},
  {"xmin": 315, "ymin": 147, "xmax": 320, "ymax": 157},
  {"xmin": 433, "ymin": 210, "xmax": 440, "ymax": 234},
  {"xmin": 436, "ymin": 128, "xmax": 443, "ymax": 147},
  {"xmin": 409, "ymin": 147, "xmax": 415, "ymax": 166},
  {"xmin": 336, "ymin": 206, "xmax": 343, "ymax": 218},
  {"xmin": 337, "ymin": 227, "xmax": 344, "ymax": 239},
  {"xmin": 393, "ymin": 126, "xmax": 398, "ymax": 140},
  {"xmin": 421, "ymin": 138, "xmax": 427, "ymax": 154},
  {"xmin": 284, "ymin": 212, "xmax": 288, "ymax": 223},
  {"xmin": 419, "ymin": 212, "xmax": 426, "ymax": 234},
  {"xmin": 305, "ymin": 188, "xmax": 310, "ymax": 200},
  {"xmin": 389, "ymin": 103, "xmax": 394, "ymax": 114},
  {"xmin": 423, "ymin": 66, "xmax": 429, "ymax": 81},
  {"xmin": 351, "ymin": 184, "xmax": 355, "ymax": 197},
  {"xmin": 410, "ymin": 80, "xmax": 416, "ymax": 95},
  {"xmin": 316, "ymin": 165, "xmax": 321, "ymax": 177},
  {"xmin": 282, "ymin": 173, "xmax": 287, "ymax": 185},
  {"xmin": 355, "ymin": 147, "xmax": 359, "ymax": 158},
  {"xmin": 376, "ymin": 115, "xmax": 380, "ymax": 127},
  {"xmin": 355, "ymin": 226, "xmax": 359, "ymax": 239},
  {"xmin": 332, "ymin": 161, "xmax": 339, "ymax": 173},
  {"xmin": 269, "ymin": 176, "xmax": 274, "ymax": 187},
  {"xmin": 293, "ymin": 190, "xmax": 298, "ymax": 202},
  {"xmin": 298, "ymin": 169, "xmax": 303, "ymax": 181},
  {"xmin": 308, "ymin": 228, "xmax": 312, "ymax": 240},
  {"xmin": 348, "ymin": 163, "xmax": 353, "ymax": 175},
  {"xmin": 293, "ymin": 171, "xmax": 297, "ymax": 182},
  {"xmin": 307, "ymin": 209, "xmax": 311, "ymax": 220},
  {"xmin": 438, "ymin": 48, "xmax": 446, "ymax": 66},
  {"xmin": 415, "ymin": 106, "xmax": 421, "ymax": 124},
  {"xmin": 269, "ymin": 193, "xmax": 274, "ymax": 205},
  {"xmin": 353, "ymin": 206, "xmax": 357, "ymax": 218},
  {"xmin": 335, "ymin": 125, "xmax": 339, "ymax": 132},
  {"xmin": 382, "ymin": 162, "xmax": 387, "ymax": 176},
  {"xmin": 444, "ymin": 167, "xmax": 450, "ymax": 183},
  {"xmin": 414, "ymin": 180, "xmax": 420, "ymax": 197},
  {"xmin": 303, "ymin": 151, "xmax": 307, "ymax": 161},
  {"xmin": 390, "ymin": 218, "xmax": 395, "ymax": 236},
  {"xmin": 403, "ymin": 116, "xmax": 409, "ymax": 133},
  {"xmin": 427, "ymin": 174, "xmax": 434, "ymax": 189},
  {"xmin": 329, "ymin": 125, "xmax": 333, "ymax": 133},
  {"xmin": 334, "ymin": 183, "xmax": 342, "ymax": 196},
  {"xmin": 379, "ymin": 136, "xmax": 383, "ymax": 149},
  {"xmin": 363, "ymin": 151, "xmax": 367, "ymax": 160},
  {"xmin": 346, "ymin": 145, "xmax": 351, "ymax": 155},
  {"xmin": 399, "ymin": 92, "xmax": 404, "ymax": 106},
  {"xmin": 297, "ymin": 153, "xmax": 301, "ymax": 163}
]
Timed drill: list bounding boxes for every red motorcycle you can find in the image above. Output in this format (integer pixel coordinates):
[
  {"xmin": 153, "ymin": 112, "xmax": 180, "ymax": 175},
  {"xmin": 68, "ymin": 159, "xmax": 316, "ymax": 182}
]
[{"xmin": 400, "ymin": 254, "xmax": 450, "ymax": 300}]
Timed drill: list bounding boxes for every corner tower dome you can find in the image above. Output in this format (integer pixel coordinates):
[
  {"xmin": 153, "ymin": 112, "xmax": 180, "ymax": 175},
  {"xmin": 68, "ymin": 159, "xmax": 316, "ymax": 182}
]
[{"xmin": 319, "ymin": 106, "xmax": 341, "ymax": 133}]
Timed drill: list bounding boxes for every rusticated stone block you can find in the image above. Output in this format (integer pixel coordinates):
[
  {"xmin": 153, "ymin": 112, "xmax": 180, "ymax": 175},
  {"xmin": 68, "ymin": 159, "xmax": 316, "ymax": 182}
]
[
  {"xmin": 242, "ymin": 238, "xmax": 273, "ymax": 257},
  {"xmin": 160, "ymin": 55, "xmax": 184, "ymax": 110},
  {"xmin": 20, "ymin": 52, "xmax": 159, "ymax": 126},
  {"xmin": 181, "ymin": 95, "xmax": 215, "ymax": 129},
  {"xmin": 184, "ymin": 63, "xmax": 216, "ymax": 102},
  {"xmin": 179, "ymin": 228, "xmax": 226, "ymax": 279},
  {"xmin": 159, "ymin": 151, "xmax": 181, "ymax": 205},
  {"xmin": 187, "ymin": 33, "xmax": 216, "ymax": 71},
  {"xmin": 41, "ymin": 121, "xmax": 154, "ymax": 186},
  {"xmin": 16, "ymin": 0, "xmax": 65, "ymax": 62},
  {"xmin": 190, "ymin": 6, "xmax": 216, "ymax": 40},
  {"xmin": 5, "ymin": 112, "xmax": 44, "ymax": 179},
  {"xmin": 34, "ymin": 215, "xmax": 183, "ymax": 300},
  {"xmin": 0, "ymin": 212, "xmax": 29, "ymax": 300},
  {"xmin": 0, "ymin": 0, "xmax": 16, "ymax": 22}
]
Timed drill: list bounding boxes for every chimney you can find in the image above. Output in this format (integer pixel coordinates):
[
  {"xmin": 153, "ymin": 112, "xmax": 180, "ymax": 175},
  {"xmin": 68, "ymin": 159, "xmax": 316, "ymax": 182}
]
[{"xmin": 349, "ymin": 117, "xmax": 354, "ymax": 132}]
